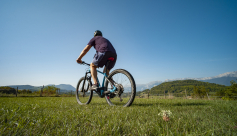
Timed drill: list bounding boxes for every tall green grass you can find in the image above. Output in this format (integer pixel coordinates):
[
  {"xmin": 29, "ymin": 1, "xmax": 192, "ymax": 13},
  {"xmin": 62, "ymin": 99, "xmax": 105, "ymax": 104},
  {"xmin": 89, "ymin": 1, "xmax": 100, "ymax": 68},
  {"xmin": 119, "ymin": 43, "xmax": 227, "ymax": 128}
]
[{"xmin": 0, "ymin": 97, "xmax": 236, "ymax": 135}]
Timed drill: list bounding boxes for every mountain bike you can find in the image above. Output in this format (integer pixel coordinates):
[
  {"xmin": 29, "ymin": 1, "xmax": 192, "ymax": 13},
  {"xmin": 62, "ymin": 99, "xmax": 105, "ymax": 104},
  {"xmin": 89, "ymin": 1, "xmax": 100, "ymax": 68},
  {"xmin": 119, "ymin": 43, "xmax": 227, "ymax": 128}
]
[{"xmin": 76, "ymin": 57, "xmax": 136, "ymax": 107}]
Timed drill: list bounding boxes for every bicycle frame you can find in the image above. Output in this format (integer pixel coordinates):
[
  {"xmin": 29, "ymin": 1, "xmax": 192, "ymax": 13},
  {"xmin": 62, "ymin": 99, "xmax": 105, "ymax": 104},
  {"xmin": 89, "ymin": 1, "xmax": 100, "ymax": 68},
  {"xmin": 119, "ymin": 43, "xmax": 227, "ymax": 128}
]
[
  {"xmin": 80, "ymin": 61, "xmax": 117, "ymax": 96},
  {"xmin": 84, "ymin": 69, "xmax": 116, "ymax": 96}
]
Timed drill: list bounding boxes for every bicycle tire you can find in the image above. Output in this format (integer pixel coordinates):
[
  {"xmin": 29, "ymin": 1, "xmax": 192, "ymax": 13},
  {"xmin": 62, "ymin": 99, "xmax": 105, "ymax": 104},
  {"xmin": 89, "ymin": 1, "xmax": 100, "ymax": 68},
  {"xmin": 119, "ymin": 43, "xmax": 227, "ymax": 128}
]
[
  {"xmin": 104, "ymin": 69, "xmax": 136, "ymax": 107},
  {"xmin": 76, "ymin": 77, "xmax": 93, "ymax": 105}
]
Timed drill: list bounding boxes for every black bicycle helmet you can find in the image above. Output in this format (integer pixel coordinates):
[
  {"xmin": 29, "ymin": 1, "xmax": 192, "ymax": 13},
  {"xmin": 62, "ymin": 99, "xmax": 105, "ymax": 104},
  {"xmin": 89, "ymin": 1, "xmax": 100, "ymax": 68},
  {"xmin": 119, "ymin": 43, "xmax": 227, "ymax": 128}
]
[{"xmin": 94, "ymin": 30, "xmax": 102, "ymax": 37}]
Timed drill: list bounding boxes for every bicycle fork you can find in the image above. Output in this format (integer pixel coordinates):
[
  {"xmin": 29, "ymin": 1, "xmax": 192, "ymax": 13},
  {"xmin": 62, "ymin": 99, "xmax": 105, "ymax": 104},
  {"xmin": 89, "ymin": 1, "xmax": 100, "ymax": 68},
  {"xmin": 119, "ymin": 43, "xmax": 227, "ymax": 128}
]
[{"xmin": 81, "ymin": 71, "xmax": 91, "ymax": 95}]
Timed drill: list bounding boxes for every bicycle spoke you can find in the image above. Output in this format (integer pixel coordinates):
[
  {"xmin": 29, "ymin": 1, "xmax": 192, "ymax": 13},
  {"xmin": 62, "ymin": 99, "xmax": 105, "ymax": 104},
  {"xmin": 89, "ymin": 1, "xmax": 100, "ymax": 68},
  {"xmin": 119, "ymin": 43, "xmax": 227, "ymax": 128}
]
[{"xmin": 105, "ymin": 69, "xmax": 136, "ymax": 107}]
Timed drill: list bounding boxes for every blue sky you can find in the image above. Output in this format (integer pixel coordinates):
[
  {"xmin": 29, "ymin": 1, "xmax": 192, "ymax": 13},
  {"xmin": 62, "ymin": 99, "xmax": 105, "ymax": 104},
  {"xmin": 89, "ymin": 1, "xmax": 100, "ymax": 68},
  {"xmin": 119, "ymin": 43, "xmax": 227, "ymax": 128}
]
[{"xmin": 0, "ymin": 0, "xmax": 236, "ymax": 87}]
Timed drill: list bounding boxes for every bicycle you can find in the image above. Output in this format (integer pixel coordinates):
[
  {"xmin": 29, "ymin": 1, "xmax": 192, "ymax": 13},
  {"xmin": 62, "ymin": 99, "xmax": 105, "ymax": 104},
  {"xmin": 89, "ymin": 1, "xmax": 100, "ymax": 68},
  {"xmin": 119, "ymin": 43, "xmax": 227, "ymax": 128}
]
[{"xmin": 76, "ymin": 57, "xmax": 136, "ymax": 107}]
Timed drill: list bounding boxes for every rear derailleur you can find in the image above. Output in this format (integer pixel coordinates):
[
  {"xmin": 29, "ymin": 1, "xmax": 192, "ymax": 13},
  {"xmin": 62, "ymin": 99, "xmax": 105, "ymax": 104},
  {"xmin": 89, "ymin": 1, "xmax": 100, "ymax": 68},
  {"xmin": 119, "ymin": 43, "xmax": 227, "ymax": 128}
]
[{"xmin": 107, "ymin": 84, "xmax": 124, "ymax": 102}]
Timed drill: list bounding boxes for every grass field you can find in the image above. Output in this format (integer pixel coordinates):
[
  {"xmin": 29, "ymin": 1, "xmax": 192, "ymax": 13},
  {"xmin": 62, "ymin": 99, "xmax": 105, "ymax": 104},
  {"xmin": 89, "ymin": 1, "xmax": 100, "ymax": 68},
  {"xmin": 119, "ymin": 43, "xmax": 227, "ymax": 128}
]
[{"xmin": 0, "ymin": 97, "xmax": 236, "ymax": 135}]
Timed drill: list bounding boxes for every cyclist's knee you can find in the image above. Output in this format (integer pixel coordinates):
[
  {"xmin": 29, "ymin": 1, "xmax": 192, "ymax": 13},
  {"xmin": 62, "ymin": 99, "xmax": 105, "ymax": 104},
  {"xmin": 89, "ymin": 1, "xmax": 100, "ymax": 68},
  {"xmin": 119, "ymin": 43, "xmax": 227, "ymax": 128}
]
[{"xmin": 90, "ymin": 63, "xmax": 97, "ymax": 68}]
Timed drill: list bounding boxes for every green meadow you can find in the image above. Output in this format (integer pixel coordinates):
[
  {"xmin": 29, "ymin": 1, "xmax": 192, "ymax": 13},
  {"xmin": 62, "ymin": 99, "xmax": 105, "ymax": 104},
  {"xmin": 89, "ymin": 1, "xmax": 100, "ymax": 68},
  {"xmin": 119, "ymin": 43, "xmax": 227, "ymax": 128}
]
[{"xmin": 0, "ymin": 97, "xmax": 236, "ymax": 135}]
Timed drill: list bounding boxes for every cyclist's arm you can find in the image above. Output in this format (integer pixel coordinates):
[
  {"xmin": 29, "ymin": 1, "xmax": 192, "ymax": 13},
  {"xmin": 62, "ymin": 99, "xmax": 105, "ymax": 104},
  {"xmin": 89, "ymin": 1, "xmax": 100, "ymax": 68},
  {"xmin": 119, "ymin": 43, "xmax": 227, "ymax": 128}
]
[{"xmin": 76, "ymin": 45, "xmax": 92, "ymax": 63}]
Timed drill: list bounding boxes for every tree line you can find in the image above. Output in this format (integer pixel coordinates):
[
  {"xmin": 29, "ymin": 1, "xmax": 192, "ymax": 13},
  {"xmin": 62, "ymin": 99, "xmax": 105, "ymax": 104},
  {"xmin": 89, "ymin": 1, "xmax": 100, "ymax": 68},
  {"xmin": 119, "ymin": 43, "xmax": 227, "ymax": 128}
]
[
  {"xmin": 0, "ymin": 85, "xmax": 59, "ymax": 96},
  {"xmin": 215, "ymin": 80, "xmax": 237, "ymax": 100}
]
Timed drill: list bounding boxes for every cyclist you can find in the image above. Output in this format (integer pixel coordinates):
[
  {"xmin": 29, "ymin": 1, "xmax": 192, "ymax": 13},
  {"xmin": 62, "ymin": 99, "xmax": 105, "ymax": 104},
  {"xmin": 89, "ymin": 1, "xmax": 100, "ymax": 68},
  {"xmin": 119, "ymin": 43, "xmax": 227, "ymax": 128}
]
[{"xmin": 76, "ymin": 30, "xmax": 117, "ymax": 90}]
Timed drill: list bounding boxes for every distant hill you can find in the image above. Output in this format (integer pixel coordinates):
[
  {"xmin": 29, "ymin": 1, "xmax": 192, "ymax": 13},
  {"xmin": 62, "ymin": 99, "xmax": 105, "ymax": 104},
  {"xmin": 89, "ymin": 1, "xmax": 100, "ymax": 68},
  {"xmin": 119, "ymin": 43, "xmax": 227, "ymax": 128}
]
[
  {"xmin": 55, "ymin": 84, "xmax": 76, "ymax": 91},
  {"xmin": 3, "ymin": 84, "xmax": 76, "ymax": 92},
  {"xmin": 194, "ymin": 71, "xmax": 237, "ymax": 86},
  {"xmin": 200, "ymin": 77, "xmax": 237, "ymax": 86},
  {"xmin": 136, "ymin": 71, "xmax": 237, "ymax": 91},
  {"xmin": 136, "ymin": 81, "xmax": 163, "ymax": 92},
  {"xmin": 7, "ymin": 85, "xmax": 41, "ymax": 91},
  {"xmin": 138, "ymin": 80, "xmax": 227, "ymax": 95}
]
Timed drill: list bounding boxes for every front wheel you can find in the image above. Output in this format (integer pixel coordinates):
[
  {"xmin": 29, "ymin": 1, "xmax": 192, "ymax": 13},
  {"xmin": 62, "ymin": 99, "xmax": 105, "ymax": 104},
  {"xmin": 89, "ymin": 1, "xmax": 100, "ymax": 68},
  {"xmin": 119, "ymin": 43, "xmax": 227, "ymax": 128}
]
[
  {"xmin": 76, "ymin": 77, "xmax": 93, "ymax": 105},
  {"xmin": 105, "ymin": 69, "xmax": 136, "ymax": 107}
]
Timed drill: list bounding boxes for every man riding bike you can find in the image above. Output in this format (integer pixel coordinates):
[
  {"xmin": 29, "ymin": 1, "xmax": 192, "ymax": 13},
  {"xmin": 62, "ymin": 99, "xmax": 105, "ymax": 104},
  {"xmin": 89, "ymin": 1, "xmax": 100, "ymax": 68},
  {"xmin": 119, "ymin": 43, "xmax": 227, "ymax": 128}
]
[{"xmin": 76, "ymin": 30, "xmax": 117, "ymax": 90}]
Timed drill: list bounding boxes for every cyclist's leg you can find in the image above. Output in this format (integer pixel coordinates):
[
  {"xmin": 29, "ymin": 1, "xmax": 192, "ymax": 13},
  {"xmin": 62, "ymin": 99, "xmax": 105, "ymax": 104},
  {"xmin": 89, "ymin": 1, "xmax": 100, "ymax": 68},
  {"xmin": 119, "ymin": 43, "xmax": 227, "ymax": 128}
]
[
  {"xmin": 91, "ymin": 52, "xmax": 106, "ymax": 86},
  {"xmin": 103, "ymin": 55, "xmax": 117, "ymax": 91},
  {"xmin": 103, "ymin": 67, "xmax": 110, "ymax": 76},
  {"xmin": 90, "ymin": 63, "xmax": 98, "ymax": 85}
]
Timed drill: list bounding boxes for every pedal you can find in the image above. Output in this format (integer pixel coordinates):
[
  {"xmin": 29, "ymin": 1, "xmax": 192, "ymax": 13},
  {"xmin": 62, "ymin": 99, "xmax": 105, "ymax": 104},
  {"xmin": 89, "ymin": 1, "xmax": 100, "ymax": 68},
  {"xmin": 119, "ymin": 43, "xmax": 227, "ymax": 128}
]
[{"xmin": 89, "ymin": 87, "xmax": 96, "ymax": 91}]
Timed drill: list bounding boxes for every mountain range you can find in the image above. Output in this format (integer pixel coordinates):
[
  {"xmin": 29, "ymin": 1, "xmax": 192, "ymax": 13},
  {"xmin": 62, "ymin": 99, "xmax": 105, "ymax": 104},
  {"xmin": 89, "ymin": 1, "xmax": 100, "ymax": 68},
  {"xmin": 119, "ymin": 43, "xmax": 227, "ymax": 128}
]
[
  {"xmin": 7, "ymin": 84, "xmax": 76, "ymax": 92},
  {"xmin": 136, "ymin": 71, "xmax": 237, "ymax": 91},
  {"xmin": 2, "ymin": 71, "xmax": 237, "ymax": 92}
]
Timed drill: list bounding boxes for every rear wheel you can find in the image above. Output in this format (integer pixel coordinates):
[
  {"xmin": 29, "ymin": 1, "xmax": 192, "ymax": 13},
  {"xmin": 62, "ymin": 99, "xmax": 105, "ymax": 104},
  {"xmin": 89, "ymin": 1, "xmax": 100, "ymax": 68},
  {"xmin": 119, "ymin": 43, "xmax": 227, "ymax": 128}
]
[
  {"xmin": 76, "ymin": 77, "xmax": 93, "ymax": 105},
  {"xmin": 105, "ymin": 69, "xmax": 136, "ymax": 107}
]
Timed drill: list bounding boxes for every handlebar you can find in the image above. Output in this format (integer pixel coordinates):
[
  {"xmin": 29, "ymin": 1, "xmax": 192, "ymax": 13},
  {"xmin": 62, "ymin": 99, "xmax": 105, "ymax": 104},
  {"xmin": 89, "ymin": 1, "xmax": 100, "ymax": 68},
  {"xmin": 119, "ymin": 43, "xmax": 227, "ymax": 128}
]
[{"xmin": 80, "ymin": 61, "xmax": 90, "ymax": 66}]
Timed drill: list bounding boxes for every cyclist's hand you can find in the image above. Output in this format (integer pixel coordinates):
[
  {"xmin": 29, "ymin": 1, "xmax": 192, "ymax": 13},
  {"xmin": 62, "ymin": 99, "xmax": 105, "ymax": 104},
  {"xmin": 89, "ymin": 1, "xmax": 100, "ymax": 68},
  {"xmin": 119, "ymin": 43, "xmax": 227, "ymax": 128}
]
[{"xmin": 76, "ymin": 58, "xmax": 82, "ymax": 64}]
